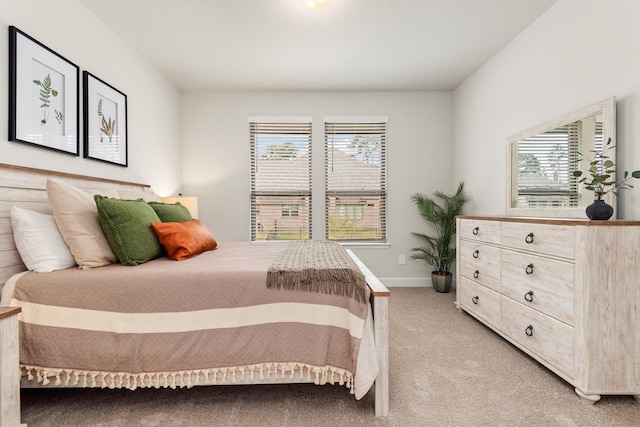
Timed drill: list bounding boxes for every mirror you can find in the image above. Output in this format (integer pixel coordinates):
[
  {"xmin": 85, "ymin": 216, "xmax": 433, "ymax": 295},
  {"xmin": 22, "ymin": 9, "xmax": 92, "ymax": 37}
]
[{"xmin": 506, "ymin": 97, "xmax": 616, "ymax": 219}]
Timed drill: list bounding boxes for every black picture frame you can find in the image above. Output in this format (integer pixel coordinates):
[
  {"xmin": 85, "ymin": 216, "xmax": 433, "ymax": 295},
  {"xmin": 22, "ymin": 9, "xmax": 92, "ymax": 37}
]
[
  {"xmin": 8, "ymin": 26, "xmax": 79, "ymax": 155},
  {"xmin": 83, "ymin": 71, "xmax": 128, "ymax": 167}
]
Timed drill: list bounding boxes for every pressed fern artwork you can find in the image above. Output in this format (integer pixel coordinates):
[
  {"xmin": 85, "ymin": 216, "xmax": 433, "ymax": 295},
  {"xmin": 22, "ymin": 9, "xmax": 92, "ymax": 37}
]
[
  {"xmin": 83, "ymin": 71, "xmax": 127, "ymax": 165},
  {"xmin": 33, "ymin": 73, "xmax": 63, "ymax": 125},
  {"xmin": 9, "ymin": 26, "xmax": 79, "ymax": 155},
  {"xmin": 97, "ymin": 98, "xmax": 116, "ymax": 143}
]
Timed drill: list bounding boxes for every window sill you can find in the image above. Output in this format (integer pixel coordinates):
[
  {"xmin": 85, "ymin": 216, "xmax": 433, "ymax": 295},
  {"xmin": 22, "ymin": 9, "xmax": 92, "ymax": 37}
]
[
  {"xmin": 252, "ymin": 240, "xmax": 391, "ymax": 249},
  {"xmin": 339, "ymin": 241, "xmax": 390, "ymax": 249}
]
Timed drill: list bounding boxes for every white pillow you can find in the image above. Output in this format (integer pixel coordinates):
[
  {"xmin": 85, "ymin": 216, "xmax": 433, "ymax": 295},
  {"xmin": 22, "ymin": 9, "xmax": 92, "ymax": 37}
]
[{"xmin": 10, "ymin": 206, "xmax": 77, "ymax": 273}]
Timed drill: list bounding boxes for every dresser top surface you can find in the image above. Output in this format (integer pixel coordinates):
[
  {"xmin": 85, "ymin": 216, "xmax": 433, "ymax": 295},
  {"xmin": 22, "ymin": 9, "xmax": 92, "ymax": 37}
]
[{"xmin": 458, "ymin": 216, "xmax": 640, "ymax": 226}]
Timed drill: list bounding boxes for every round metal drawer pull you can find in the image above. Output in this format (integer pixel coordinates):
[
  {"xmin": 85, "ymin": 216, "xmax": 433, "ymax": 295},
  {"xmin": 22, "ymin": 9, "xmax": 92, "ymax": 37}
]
[
  {"xmin": 525, "ymin": 232, "xmax": 534, "ymax": 244},
  {"xmin": 524, "ymin": 290, "xmax": 534, "ymax": 302},
  {"xmin": 473, "ymin": 250, "xmax": 479, "ymax": 258},
  {"xmin": 472, "ymin": 227, "xmax": 479, "ymax": 236},
  {"xmin": 525, "ymin": 324, "xmax": 534, "ymax": 336},
  {"xmin": 525, "ymin": 263, "xmax": 534, "ymax": 275},
  {"xmin": 473, "ymin": 270, "xmax": 479, "ymax": 279},
  {"xmin": 472, "ymin": 296, "xmax": 479, "ymax": 304}
]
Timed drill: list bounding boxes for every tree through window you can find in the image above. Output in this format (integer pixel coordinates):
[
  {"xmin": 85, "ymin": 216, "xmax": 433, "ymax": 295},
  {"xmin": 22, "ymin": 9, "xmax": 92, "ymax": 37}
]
[
  {"xmin": 250, "ymin": 121, "xmax": 311, "ymax": 241},
  {"xmin": 325, "ymin": 120, "xmax": 387, "ymax": 242}
]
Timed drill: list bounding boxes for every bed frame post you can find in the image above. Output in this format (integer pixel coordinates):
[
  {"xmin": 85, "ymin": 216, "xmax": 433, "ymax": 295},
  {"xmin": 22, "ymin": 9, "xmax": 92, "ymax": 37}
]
[
  {"xmin": 0, "ymin": 307, "xmax": 23, "ymax": 427},
  {"xmin": 346, "ymin": 250, "xmax": 390, "ymax": 417},
  {"xmin": 372, "ymin": 292, "xmax": 389, "ymax": 416}
]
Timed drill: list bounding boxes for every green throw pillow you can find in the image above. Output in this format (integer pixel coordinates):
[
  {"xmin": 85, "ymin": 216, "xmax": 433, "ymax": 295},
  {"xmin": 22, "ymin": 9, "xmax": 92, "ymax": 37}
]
[
  {"xmin": 148, "ymin": 201, "xmax": 192, "ymax": 222},
  {"xmin": 94, "ymin": 195, "xmax": 163, "ymax": 266}
]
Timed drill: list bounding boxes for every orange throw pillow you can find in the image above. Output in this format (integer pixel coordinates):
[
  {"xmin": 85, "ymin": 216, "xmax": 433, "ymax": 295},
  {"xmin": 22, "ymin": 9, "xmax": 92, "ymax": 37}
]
[{"xmin": 150, "ymin": 219, "xmax": 217, "ymax": 261}]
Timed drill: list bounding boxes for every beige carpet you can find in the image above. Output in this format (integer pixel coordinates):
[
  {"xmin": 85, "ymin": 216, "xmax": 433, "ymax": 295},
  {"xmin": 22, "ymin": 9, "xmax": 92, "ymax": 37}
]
[{"xmin": 20, "ymin": 288, "xmax": 640, "ymax": 426}]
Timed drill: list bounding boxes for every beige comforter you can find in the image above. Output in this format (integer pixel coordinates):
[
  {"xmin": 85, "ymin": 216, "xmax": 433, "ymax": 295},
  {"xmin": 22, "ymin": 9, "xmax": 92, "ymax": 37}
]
[{"xmin": 1, "ymin": 242, "xmax": 378, "ymax": 398}]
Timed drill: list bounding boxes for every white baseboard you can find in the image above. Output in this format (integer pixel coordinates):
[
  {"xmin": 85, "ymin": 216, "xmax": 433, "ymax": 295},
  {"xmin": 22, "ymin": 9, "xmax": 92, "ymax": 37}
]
[
  {"xmin": 379, "ymin": 277, "xmax": 457, "ymax": 288},
  {"xmin": 380, "ymin": 277, "xmax": 428, "ymax": 287}
]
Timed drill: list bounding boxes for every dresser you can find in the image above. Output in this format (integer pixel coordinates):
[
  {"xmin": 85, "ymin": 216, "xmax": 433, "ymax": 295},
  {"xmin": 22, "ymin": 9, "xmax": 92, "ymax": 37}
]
[{"xmin": 456, "ymin": 216, "xmax": 640, "ymax": 403}]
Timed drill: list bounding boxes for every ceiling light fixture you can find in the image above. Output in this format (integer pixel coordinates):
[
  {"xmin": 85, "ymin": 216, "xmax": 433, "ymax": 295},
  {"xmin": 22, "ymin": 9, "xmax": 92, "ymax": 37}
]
[{"xmin": 301, "ymin": 0, "xmax": 331, "ymax": 10}]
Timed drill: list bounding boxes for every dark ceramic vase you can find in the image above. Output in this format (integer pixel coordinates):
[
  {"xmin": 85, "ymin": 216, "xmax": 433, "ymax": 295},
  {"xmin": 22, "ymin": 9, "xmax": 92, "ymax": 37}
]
[
  {"xmin": 585, "ymin": 199, "xmax": 613, "ymax": 220},
  {"xmin": 431, "ymin": 272, "xmax": 452, "ymax": 293}
]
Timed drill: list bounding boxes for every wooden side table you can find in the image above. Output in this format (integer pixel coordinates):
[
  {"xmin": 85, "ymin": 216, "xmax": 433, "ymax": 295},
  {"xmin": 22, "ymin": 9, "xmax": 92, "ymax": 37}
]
[{"xmin": 0, "ymin": 307, "xmax": 22, "ymax": 426}]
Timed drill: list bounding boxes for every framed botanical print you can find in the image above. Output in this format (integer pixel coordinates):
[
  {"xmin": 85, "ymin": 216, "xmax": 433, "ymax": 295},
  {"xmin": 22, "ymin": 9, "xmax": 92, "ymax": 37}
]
[
  {"xmin": 8, "ymin": 26, "xmax": 79, "ymax": 155},
  {"xmin": 83, "ymin": 71, "xmax": 128, "ymax": 166}
]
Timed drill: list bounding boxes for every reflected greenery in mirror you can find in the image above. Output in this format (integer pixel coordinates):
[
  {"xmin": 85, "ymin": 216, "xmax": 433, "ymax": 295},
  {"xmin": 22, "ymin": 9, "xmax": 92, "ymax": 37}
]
[
  {"xmin": 574, "ymin": 137, "xmax": 640, "ymax": 199},
  {"xmin": 506, "ymin": 97, "xmax": 616, "ymax": 219}
]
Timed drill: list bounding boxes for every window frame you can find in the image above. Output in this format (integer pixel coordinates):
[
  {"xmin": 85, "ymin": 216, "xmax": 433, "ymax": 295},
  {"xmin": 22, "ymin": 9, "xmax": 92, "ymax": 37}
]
[
  {"xmin": 324, "ymin": 116, "xmax": 388, "ymax": 243},
  {"xmin": 249, "ymin": 117, "xmax": 312, "ymax": 242}
]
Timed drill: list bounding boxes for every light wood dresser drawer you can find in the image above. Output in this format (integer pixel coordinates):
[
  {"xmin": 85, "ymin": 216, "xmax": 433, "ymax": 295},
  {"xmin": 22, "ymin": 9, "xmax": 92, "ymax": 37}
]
[
  {"xmin": 501, "ymin": 297, "xmax": 575, "ymax": 379},
  {"xmin": 501, "ymin": 221, "xmax": 574, "ymax": 259},
  {"xmin": 459, "ymin": 277, "xmax": 500, "ymax": 330},
  {"xmin": 458, "ymin": 219, "xmax": 501, "ymax": 244},
  {"xmin": 501, "ymin": 272, "xmax": 574, "ymax": 326},
  {"xmin": 501, "ymin": 248, "xmax": 574, "ymax": 325},
  {"xmin": 459, "ymin": 240, "xmax": 501, "ymax": 292},
  {"xmin": 501, "ymin": 249, "xmax": 573, "ymax": 297}
]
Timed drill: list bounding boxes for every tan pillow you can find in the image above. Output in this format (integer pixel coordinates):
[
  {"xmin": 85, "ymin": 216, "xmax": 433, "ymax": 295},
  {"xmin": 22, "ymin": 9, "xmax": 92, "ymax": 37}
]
[{"xmin": 46, "ymin": 179, "xmax": 117, "ymax": 268}]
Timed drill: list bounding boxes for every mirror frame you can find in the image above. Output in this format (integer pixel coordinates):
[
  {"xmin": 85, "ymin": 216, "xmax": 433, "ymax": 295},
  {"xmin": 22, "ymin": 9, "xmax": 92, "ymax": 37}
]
[{"xmin": 506, "ymin": 97, "xmax": 616, "ymax": 219}]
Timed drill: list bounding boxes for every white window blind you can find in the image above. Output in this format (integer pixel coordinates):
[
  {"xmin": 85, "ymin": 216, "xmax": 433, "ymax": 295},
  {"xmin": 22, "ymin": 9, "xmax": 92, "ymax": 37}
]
[
  {"xmin": 325, "ymin": 120, "xmax": 387, "ymax": 242},
  {"xmin": 516, "ymin": 121, "xmax": 603, "ymax": 209},
  {"xmin": 250, "ymin": 121, "xmax": 312, "ymax": 241}
]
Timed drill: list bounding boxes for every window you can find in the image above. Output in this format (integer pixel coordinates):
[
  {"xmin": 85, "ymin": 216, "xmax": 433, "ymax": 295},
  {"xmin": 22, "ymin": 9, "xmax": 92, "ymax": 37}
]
[
  {"xmin": 281, "ymin": 204, "xmax": 299, "ymax": 217},
  {"xmin": 325, "ymin": 119, "xmax": 387, "ymax": 242},
  {"xmin": 338, "ymin": 204, "xmax": 363, "ymax": 220},
  {"xmin": 516, "ymin": 121, "xmax": 603, "ymax": 208},
  {"xmin": 250, "ymin": 120, "xmax": 311, "ymax": 241}
]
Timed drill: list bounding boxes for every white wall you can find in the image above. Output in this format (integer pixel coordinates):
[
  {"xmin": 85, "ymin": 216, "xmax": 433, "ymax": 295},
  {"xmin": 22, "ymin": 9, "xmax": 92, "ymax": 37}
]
[
  {"xmin": 453, "ymin": 0, "xmax": 640, "ymax": 219},
  {"xmin": 0, "ymin": 0, "xmax": 182, "ymax": 194},
  {"xmin": 181, "ymin": 90, "xmax": 454, "ymax": 281}
]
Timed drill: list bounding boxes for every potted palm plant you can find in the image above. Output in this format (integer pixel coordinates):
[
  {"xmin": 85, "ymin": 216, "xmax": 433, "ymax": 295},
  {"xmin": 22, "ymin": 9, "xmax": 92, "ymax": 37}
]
[{"xmin": 410, "ymin": 182, "xmax": 469, "ymax": 293}]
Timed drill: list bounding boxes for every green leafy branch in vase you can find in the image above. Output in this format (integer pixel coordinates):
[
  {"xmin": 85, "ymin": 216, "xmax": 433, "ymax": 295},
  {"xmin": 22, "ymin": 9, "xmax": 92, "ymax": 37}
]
[
  {"xmin": 573, "ymin": 137, "xmax": 640, "ymax": 200},
  {"xmin": 33, "ymin": 74, "xmax": 63, "ymax": 124},
  {"xmin": 97, "ymin": 99, "xmax": 116, "ymax": 143}
]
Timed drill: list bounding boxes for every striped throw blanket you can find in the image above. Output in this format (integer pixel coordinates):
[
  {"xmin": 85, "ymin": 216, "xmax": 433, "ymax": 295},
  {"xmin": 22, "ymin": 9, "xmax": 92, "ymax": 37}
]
[{"xmin": 267, "ymin": 240, "xmax": 368, "ymax": 303}]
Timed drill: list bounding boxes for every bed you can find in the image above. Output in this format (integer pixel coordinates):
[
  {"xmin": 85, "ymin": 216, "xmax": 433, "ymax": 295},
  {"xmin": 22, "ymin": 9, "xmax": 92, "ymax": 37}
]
[{"xmin": 0, "ymin": 163, "xmax": 389, "ymax": 418}]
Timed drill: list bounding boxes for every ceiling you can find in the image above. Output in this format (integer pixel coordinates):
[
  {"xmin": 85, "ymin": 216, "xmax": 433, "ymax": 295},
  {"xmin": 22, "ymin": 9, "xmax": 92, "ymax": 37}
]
[{"xmin": 78, "ymin": 0, "xmax": 558, "ymax": 91}]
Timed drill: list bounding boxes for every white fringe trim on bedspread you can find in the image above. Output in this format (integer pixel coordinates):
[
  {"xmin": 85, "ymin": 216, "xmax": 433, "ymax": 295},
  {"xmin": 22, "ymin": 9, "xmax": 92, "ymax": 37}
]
[{"xmin": 21, "ymin": 363, "xmax": 355, "ymax": 393}]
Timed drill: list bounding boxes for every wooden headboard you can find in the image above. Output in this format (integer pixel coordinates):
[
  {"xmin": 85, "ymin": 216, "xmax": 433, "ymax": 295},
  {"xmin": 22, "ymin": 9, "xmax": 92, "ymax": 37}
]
[{"xmin": 0, "ymin": 163, "xmax": 154, "ymax": 289}]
